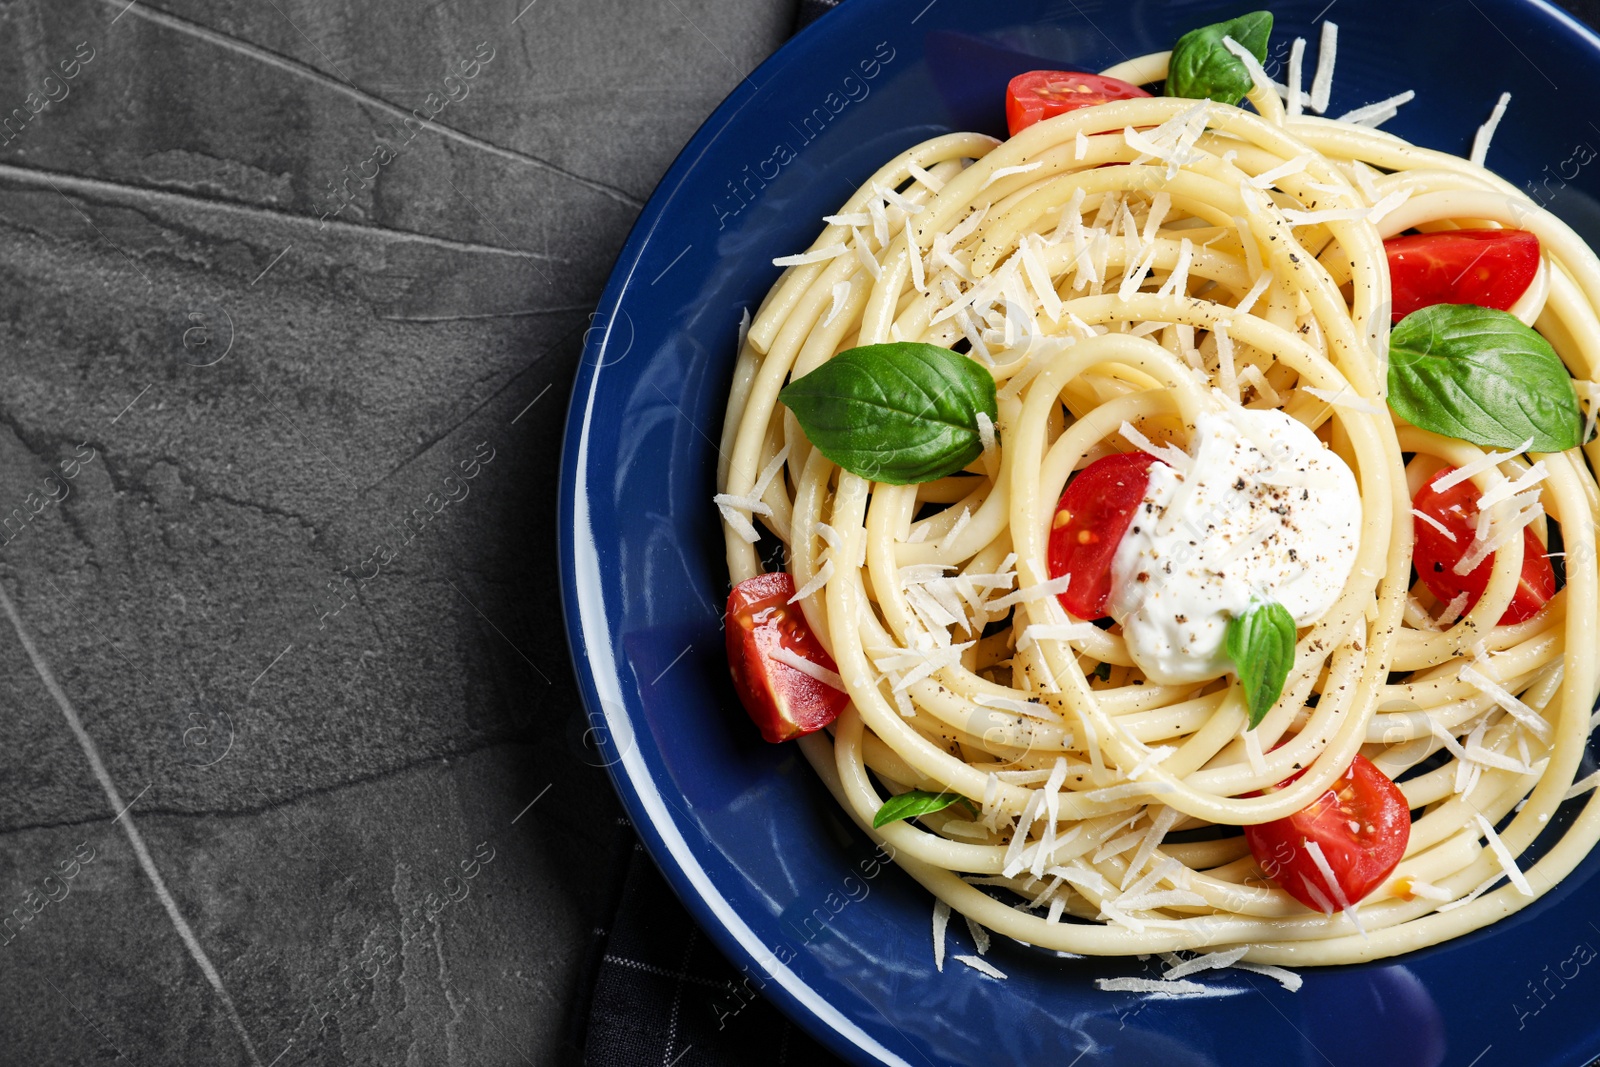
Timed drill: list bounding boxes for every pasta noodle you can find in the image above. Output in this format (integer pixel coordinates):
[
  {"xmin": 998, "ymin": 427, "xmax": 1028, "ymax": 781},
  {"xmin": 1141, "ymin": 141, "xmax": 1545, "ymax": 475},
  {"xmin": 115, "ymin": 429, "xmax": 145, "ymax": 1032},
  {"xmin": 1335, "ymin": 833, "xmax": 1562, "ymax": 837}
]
[{"xmin": 714, "ymin": 47, "xmax": 1600, "ymax": 967}]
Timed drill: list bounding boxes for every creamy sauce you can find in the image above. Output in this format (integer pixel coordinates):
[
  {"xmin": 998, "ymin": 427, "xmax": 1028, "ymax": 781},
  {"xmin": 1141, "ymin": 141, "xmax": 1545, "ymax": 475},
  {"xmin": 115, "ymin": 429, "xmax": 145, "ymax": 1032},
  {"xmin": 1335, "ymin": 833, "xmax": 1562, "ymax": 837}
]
[{"xmin": 1107, "ymin": 407, "xmax": 1361, "ymax": 685}]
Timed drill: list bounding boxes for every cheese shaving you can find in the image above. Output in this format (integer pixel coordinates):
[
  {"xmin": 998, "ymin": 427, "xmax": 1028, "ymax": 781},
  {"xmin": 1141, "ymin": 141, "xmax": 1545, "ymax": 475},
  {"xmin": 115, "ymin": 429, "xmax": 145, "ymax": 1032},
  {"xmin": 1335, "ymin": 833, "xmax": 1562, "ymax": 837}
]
[
  {"xmin": 1470, "ymin": 91, "xmax": 1512, "ymax": 167},
  {"xmin": 1412, "ymin": 508, "xmax": 1457, "ymax": 542},
  {"xmin": 769, "ymin": 645, "xmax": 846, "ymax": 691},
  {"xmin": 772, "ymin": 242, "xmax": 848, "ymax": 266},
  {"xmin": 1162, "ymin": 946, "xmax": 1249, "ymax": 980},
  {"xmin": 908, "ymin": 160, "xmax": 944, "ymax": 193},
  {"xmin": 790, "ymin": 557, "xmax": 835, "ymax": 603},
  {"xmin": 1309, "ymin": 21, "xmax": 1338, "ymax": 114},
  {"xmin": 1119, "ymin": 421, "xmax": 1191, "ymax": 469},
  {"xmin": 1285, "ymin": 35, "xmax": 1307, "ymax": 117},
  {"xmin": 954, "ymin": 954, "xmax": 1007, "ymax": 979},
  {"xmin": 1433, "ymin": 440, "xmax": 1535, "ymax": 492},
  {"xmin": 1338, "ymin": 90, "xmax": 1415, "ymax": 127},
  {"xmin": 822, "ymin": 280, "xmax": 851, "ymax": 327},
  {"xmin": 1475, "ymin": 812, "xmax": 1533, "ymax": 895},
  {"xmin": 1459, "ymin": 663, "xmax": 1553, "ymax": 742},
  {"xmin": 982, "ymin": 161, "xmax": 1042, "ymax": 189},
  {"xmin": 1096, "ymin": 977, "xmax": 1208, "ymax": 994},
  {"xmin": 1300, "ymin": 384, "xmax": 1384, "ymax": 414},
  {"xmin": 1233, "ymin": 961, "xmax": 1303, "ymax": 991}
]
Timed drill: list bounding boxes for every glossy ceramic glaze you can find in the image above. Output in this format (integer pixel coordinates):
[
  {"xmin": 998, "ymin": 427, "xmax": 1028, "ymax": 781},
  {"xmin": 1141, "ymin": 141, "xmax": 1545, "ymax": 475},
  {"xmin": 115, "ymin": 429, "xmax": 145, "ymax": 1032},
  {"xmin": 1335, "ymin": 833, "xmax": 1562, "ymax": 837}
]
[{"xmin": 559, "ymin": 2, "xmax": 1600, "ymax": 1063}]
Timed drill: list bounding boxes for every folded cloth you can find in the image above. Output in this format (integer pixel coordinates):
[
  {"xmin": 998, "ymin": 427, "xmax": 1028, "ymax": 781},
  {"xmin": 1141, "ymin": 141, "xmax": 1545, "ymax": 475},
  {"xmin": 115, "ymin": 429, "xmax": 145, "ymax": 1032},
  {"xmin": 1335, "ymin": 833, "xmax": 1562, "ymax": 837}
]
[{"xmin": 581, "ymin": 833, "xmax": 846, "ymax": 1065}]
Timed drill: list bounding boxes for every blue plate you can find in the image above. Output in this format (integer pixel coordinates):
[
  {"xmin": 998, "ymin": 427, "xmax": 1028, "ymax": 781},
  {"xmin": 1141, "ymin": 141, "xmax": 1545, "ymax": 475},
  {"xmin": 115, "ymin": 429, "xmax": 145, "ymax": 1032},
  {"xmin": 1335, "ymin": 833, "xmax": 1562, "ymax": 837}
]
[{"xmin": 559, "ymin": 2, "xmax": 1600, "ymax": 1063}]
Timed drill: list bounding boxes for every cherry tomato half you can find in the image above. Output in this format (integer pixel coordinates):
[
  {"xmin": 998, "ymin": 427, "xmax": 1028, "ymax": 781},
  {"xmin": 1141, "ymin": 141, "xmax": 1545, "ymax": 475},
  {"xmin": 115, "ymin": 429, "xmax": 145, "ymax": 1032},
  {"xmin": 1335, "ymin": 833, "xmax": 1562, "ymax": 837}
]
[
  {"xmin": 1383, "ymin": 229, "xmax": 1540, "ymax": 323},
  {"xmin": 725, "ymin": 572, "xmax": 849, "ymax": 743},
  {"xmin": 1005, "ymin": 70, "xmax": 1152, "ymax": 136},
  {"xmin": 1047, "ymin": 451, "xmax": 1161, "ymax": 619},
  {"xmin": 1412, "ymin": 466, "xmax": 1555, "ymax": 626},
  {"xmin": 1244, "ymin": 754, "xmax": 1411, "ymax": 913}
]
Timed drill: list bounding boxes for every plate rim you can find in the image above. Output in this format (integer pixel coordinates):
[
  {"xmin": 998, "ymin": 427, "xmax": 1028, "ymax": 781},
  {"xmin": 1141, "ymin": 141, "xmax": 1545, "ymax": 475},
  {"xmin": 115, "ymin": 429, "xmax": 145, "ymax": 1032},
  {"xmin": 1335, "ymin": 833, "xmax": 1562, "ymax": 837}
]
[{"xmin": 558, "ymin": 2, "xmax": 1600, "ymax": 1064}]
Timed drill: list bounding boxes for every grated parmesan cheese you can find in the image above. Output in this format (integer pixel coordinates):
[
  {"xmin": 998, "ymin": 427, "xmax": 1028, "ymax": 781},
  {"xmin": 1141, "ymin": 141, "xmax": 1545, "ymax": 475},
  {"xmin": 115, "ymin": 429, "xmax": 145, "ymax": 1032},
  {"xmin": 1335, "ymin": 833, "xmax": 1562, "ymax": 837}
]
[
  {"xmin": 1404, "ymin": 879, "xmax": 1453, "ymax": 901},
  {"xmin": 1438, "ymin": 873, "xmax": 1503, "ymax": 912},
  {"xmin": 1285, "ymin": 36, "xmax": 1307, "ymax": 117},
  {"xmin": 1301, "ymin": 384, "xmax": 1383, "ymax": 414},
  {"xmin": 1433, "ymin": 440, "xmax": 1534, "ymax": 492},
  {"xmin": 964, "ymin": 915, "xmax": 990, "ymax": 956},
  {"xmin": 1302, "ymin": 839, "xmax": 1352, "ymax": 914},
  {"xmin": 1338, "ymin": 89, "xmax": 1414, "ymax": 127},
  {"xmin": 981, "ymin": 161, "xmax": 1042, "ymax": 189},
  {"xmin": 1096, "ymin": 976, "xmax": 1208, "ymax": 994},
  {"xmin": 1157, "ymin": 237, "xmax": 1195, "ymax": 300},
  {"xmin": 932, "ymin": 899, "xmax": 949, "ymax": 971},
  {"xmin": 954, "ymin": 954, "xmax": 1007, "ymax": 979},
  {"xmin": 1478, "ymin": 461, "xmax": 1547, "ymax": 510},
  {"xmin": 1122, "ymin": 806, "xmax": 1181, "ymax": 889},
  {"xmin": 1233, "ymin": 961, "xmax": 1303, "ymax": 991},
  {"xmin": 773, "ymin": 242, "xmax": 847, "ymax": 266},
  {"xmin": 1249, "ymin": 155, "xmax": 1313, "ymax": 190},
  {"xmin": 1309, "ymin": 21, "xmax": 1338, "ymax": 114},
  {"xmin": 1018, "ymin": 622, "xmax": 1102, "ymax": 650},
  {"xmin": 822, "ymin": 280, "xmax": 851, "ymax": 327},
  {"xmin": 1221, "ymin": 36, "xmax": 1277, "ymax": 113},
  {"xmin": 976, "ymin": 411, "xmax": 997, "ymax": 461},
  {"xmin": 1437, "ymin": 591, "xmax": 1472, "ymax": 628},
  {"xmin": 1412, "ymin": 507, "xmax": 1457, "ymax": 542},
  {"xmin": 1470, "ymin": 91, "xmax": 1512, "ymax": 167},
  {"xmin": 1475, "ymin": 812, "xmax": 1533, "ymax": 895},
  {"xmin": 851, "ymin": 227, "xmax": 882, "ymax": 280},
  {"xmin": 1119, "ymin": 420, "xmax": 1191, "ymax": 469},
  {"xmin": 1162, "ymin": 946, "xmax": 1249, "ymax": 980},
  {"xmin": 867, "ymin": 193, "xmax": 890, "ymax": 248},
  {"xmin": 908, "ymin": 160, "xmax": 944, "ymax": 193},
  {"xmin": 1234, "ymin": 270, "xmax": 1275, "ymax": 318},
  {"xmin": 769, "ymin": 645, "xmax": 846, "ymax": 691},
  {"xmin": 1460, "ymin": 663, "xmax": 1553, "ymax": 742},
  {"xmin": 1566, "ymin": 770, "xmax": 1600, "ymax": 800}
]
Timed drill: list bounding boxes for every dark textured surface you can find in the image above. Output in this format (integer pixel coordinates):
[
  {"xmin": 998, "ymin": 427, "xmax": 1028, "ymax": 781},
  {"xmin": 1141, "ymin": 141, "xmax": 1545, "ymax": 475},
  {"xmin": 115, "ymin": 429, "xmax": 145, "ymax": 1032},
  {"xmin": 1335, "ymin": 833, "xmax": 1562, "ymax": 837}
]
[
  {"xmin": 6, "ymin": 1, "xmax": 1600, "ymax": 1066},
  {"xmin": 0, "ymin": 1, "xmax": 789, "ymax": 1064}
]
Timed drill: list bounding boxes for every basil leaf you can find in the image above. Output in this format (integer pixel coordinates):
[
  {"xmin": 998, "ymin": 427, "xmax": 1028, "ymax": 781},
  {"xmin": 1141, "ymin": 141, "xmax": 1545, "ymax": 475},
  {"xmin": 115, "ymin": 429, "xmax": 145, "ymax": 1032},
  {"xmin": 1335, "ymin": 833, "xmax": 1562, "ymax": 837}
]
[
  {"xmin": 1388, "ymin": 304, "xmax": 1582, "ymax": 452},
  {"xmin": 872, "ymin": 789, "xmax": 976, "ymax": 829},
  {"xmin": 1225, "ymin": 599, "xmax": 1296, "ymax": 730},
  {"xmin": 1165, "ymin": 11, "xmax": 1273, "ymax": 105},
  {"xmin": 779, "ymin": 342, "xmax": 998, "ymax": 485}
]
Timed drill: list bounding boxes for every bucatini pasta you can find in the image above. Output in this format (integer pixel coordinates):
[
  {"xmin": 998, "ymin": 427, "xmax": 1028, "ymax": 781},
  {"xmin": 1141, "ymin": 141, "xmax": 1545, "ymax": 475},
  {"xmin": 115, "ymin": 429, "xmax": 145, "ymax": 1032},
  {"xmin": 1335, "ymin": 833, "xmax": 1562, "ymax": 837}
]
[{"xmin": 714, "ymin": 11, "xmax": 1600, "ymax": 976}]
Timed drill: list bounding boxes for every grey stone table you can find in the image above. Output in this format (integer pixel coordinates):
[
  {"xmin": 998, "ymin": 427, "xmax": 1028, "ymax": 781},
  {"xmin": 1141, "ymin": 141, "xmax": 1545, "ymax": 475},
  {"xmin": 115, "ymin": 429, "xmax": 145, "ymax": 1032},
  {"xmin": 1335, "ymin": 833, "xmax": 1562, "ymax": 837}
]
[
  {"xmin": 0, "ymin": 1, "xmax": 790, "ymax": 1063},
  {"xmin": 8, "ymin": 1, "xmax": 1600, "ymax": 1066}
]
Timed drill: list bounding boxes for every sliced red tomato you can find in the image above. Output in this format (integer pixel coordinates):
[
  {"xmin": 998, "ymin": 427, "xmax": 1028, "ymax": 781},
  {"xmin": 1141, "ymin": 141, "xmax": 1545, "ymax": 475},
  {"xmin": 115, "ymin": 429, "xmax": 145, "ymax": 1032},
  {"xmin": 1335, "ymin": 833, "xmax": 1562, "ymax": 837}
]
[
  {"xmin": 1047, "ymin": 451, "xmax": 1160, "ymax": 619},
  {"xmin": 1412, "ymin": 466, "xmax": 1555, "ymax": 626},
  {"xmin": 1244, "ymin": 754, "xmax": 1411, "ymax": 913},
  {"xmin": 1005, "ymin": 70, "xmax": 1152, "ymax": 136},
  {"xmin": 725, "ymin": 572, "xmax": 849, "ymax": 743},
  {"xmin": 1383, "ymin": 229, "xmax": 1540, "ymax": 323}
]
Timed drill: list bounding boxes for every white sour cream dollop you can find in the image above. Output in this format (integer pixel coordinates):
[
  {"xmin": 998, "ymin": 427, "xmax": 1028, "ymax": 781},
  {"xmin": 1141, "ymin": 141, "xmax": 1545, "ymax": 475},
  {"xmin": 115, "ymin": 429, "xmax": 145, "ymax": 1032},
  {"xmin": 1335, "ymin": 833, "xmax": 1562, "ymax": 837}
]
[{"xmin": 1106, "ymin": 407, "xmax": 1361, "ymax": 685}]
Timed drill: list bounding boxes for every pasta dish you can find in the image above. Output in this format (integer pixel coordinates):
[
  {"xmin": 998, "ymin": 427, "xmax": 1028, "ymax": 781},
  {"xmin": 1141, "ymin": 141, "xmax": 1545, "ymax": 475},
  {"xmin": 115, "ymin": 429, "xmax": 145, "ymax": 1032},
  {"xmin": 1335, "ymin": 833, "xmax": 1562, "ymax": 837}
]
[{"xmin": 712, "ymin": 10, "xmax": 1600, "ymax": 983}]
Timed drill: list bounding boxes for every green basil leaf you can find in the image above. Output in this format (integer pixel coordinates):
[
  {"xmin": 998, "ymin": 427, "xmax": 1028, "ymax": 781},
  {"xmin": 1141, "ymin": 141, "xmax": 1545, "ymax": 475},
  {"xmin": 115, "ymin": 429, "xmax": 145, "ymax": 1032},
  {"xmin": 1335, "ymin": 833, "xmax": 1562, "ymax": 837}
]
[
  {"xmin": 778, "ymin": 342, "xmax": 998, "ymax": 485},
  {"xmin": 1388, "ymin": 304, "xmax": 1583, "ymax": 452},
  {"xmin": 1165, "ymin": 11, "xmax": 1273, "ymax": 105},
  {"xmin": 1225, "ymin": 599, "xmax": 1296, "ymax": 730},
  {"xmin": 872, "ymin": 789, "xmax": 976, "ymax": 829}
]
